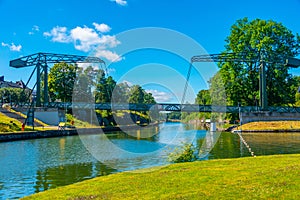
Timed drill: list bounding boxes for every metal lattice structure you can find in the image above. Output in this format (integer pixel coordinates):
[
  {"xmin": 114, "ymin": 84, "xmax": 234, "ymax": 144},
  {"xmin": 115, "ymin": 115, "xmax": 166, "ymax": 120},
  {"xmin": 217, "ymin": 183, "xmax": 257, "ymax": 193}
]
[
  {"xmin": 13, "ymin": 102, "xmax": 300, "ymax": 113},
  {"xmin": 10, "ymin": 52, "xmax": 105, "ymax": 68},
  {"xmin": 189, "ymin": 52, "xmax": 300, "ymax": 111},
  {"xmin": 191, "ymin": 52, "xmax": 259, "ymax": 63},
  {"xmin": 10, "ymin": 52, "xmax": 105, "ymax": 107}
]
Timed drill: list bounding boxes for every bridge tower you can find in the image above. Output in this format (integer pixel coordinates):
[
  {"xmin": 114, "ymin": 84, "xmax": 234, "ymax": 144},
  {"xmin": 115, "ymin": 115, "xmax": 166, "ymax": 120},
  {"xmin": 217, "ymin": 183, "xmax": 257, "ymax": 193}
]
[
  {"xmin": 10, "ymin": 52, "xmax": 105, "ymax": 107},
  {"xmin": 189, "ymin": 53, "xmax": 300, "ymax": 110}
]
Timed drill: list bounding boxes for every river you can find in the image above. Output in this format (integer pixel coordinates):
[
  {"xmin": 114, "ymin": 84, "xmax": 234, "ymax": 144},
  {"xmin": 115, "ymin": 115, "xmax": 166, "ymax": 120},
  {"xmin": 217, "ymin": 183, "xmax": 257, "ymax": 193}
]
[{"xmin": 0, "ymin": 122, "xmax": 300, "ymax": 199}]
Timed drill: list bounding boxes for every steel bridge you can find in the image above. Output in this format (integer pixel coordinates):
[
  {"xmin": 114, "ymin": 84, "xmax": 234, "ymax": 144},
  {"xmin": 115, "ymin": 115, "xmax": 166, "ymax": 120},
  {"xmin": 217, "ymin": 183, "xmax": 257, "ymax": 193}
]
[
  {"xmin": 14, "ymin": 102, "xmax": 300, "ymax": 113},
  {"xmin": 9, "ymin": 52, "xmax": 300, "ymax": 116}
]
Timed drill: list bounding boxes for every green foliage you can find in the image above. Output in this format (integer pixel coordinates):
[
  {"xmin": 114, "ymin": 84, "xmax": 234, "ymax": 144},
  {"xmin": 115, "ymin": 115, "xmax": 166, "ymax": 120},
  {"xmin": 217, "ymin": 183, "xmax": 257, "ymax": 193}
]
[
  {"xmin": 296, "ymin": 93, "xmax": 300, "ymax": 106},
  {"xmin": 111, "ymin": 82, "xmax": 130, "ymax": 103},
  {"xmin": 94, "ymin": 70, "xmax": 117, "ymax": 103},
  {"xmin": 73, "ymin": 66, "xmax": 95, "ymax": 102},
  {"xmin": 181, "ymin": 112, "xmax": 210, "ymax": 123},
  {"xmin": 128, "ymin": 85, "xmax": 156, "ymax": 104},
  {"xmin": 167, "ymin": 112, "xmax": 181, "ymax": 120},
  {"xmin": 48, "ymin": 62, "xmax": 76, "ymax": 102},
  {"xmin": 128, "ymin": 85, "xmax": 144, "ymax": 104},
  {"xmin": 168, "ymin": 143, "xmax": 197, "ymax": 163},
  {"xmin": 195, "ymin": 89, "xmax": 211, "ymax": 105},
  {"xmin": 0, "ymin": 88, "xmax": 29, "ymax": 104},
  {"xmin": 218, "ymin": 18, "xmax": 300, "ymax": 106}
]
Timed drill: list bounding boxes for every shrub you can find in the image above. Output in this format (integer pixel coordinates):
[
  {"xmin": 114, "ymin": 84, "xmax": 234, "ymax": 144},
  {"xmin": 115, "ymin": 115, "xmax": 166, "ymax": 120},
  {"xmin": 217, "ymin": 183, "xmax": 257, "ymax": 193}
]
[{"xmin": 168, "ymin": 143, "xmax": 197, "ymax": 163}]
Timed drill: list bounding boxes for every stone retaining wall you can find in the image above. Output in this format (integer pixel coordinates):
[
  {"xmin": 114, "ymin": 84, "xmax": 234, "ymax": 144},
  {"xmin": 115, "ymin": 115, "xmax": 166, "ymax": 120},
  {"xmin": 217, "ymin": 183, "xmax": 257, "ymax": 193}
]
[{"xmin": 241, "ymin": 112, "xmax": 300, "ymax": 124}]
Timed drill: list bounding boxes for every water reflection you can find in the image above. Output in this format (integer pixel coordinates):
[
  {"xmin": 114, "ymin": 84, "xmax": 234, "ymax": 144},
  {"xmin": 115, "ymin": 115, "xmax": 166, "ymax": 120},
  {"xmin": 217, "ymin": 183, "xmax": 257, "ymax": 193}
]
[
  {"xmin": 206, "ymin": 132, "xmax": 245, "ymax": 159},
  {"xmin": 243, "ymin": 133, "xmax": 300, "ymax": 155},
  {"xmin": 34, "ymin": 162, "xmax": 116, "ymax": 193}
]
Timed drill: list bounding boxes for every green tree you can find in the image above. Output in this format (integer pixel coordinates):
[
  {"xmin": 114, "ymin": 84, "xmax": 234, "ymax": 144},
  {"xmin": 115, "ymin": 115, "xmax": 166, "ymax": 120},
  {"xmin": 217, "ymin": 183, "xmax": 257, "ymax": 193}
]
[
  {"xmin": 143, "ymin": 92, "xmax": 156, "ymax": 104},
  {"xmin": 73, "ymin": 66, "xmax": 99, "ymax": 102},
  {"xmin": 111, "ymin": 82, "xmax": 130, "ymax": 103},
  {"xmin": 128, "ymin": 85, "xmax": 145, "ymax": 104},
  {"xmin": 195, "ymin": 89, "xmax": 211, "ymax": 105},
  {"xmin": 94, "ymin": 70, "xmax": 117, "ymax": 103},
  {"xmin": 219, "ymin": 18, "xmax": 300, "ymax": 106},
  {"xmin": 0, "ymin": 88, "xmax": 28, "ymax": 104},
  {"xmin": 293, "ymin": 76, "xmax": 300, "ymax": 106},
  {"xmin": 48, "ymin": 62, "xmax": 76, "ymax": 102}
]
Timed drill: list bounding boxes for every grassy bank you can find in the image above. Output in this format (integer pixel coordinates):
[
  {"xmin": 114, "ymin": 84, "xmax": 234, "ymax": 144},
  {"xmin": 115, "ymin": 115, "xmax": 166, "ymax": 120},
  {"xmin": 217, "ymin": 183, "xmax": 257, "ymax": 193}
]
[
  {"xmin": 0, "ymin": 112, "xmax": 22, "ymax": 132},
  {"xmin": 237, "ymin": 121, "xmax": 300, "ymax": 131},
  {"xmin": 0, "ymin": 112, "xmax": 57, "ymax": 133},
  {"xmin": 23, "ymin": 154, "xmax": 300, "ymax": 200}
]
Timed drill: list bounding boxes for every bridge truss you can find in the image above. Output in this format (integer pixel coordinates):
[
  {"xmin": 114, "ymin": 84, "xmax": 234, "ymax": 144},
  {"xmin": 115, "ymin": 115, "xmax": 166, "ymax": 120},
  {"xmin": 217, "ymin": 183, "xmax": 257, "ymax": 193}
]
[
  {"xmin": 14, "ymin": 102, "xmax": 300, "ymax": 113},
  {"xmin": 10, "ymin": 52, "xmax": 105, "ymax": 107},
  {"xmin": 187, "ymin": 52, "xmax": 300, "ymax": 111}
]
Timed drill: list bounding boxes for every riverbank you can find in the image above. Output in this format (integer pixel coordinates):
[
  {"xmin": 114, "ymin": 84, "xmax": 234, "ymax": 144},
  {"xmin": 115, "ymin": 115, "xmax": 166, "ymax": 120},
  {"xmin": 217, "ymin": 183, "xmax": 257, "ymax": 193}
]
[
  {"xmin": 235, "ymin": 121, "xmax": 300, "ymax": 132},
  {"xmin": 0, "ymin": 122, "xmax": 160, "ymax": 142},
  {"xmin": 22, "ymin": 154, "xmax": 300, "ymax": 200}
]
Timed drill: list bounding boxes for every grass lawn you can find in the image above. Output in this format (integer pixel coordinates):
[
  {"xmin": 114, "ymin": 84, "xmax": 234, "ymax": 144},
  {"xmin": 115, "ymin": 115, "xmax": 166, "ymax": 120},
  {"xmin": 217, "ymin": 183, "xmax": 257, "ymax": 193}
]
[
  {"xmin": 238, "ymin": 121, "xmax": 300, "ymax": 131},
  {"xmin": 0, "ymin": 112, "xmax": 22, "ymax": 132},
  {"xmin": 23, "ymin": 154, "xmax": 300, "ymax": 200}
]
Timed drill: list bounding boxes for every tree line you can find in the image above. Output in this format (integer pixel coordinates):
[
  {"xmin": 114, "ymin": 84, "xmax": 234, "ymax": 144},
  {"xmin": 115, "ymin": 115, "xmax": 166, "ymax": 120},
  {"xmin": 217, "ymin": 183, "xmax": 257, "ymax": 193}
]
[{"xmin": 46, "ymin": 63, "xmax": 156, "ymax": 105}]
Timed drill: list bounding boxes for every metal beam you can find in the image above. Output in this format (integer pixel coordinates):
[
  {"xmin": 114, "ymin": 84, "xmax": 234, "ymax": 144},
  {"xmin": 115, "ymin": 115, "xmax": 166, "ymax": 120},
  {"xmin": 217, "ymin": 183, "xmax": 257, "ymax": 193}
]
[
  {"xmin": 44, "ymin": 64, "xmax": 48, "ymax": 107},
  {"xmin": 9, "ymin": 52, "xmax": 105, "ymax": 107},
  {"xmin": 36, "ymin": 63, "xmax": 41, "ymax": 107},
  {"xmin": 191, "ymin": 52, "xmax": 259, "ymax": 63},
  {"xmin": 286, "ymin": 57, "xmax": 300, "ymax": 68},
  {"xmin": 10, "ymin": 52, "xmax": 105, "ymax": 68},
  {"xmin": 260, "ymin": 59, "xmax": 267, "ymax": 110}
]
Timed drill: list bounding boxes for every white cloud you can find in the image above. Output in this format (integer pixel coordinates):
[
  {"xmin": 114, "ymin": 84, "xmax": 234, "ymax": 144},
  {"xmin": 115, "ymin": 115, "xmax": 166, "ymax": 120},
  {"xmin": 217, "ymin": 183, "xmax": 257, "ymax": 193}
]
[
  {"xmin": 98, "ymin": 35, "xmax": 120, "ymax": 48},
  {"xmin": 44, "ymin": 23, "xmax": 121, "ymax": 62},
  {"xmin": 95, "ymin": 49, "xmax": 122, "ymax": 62},
  {"xmin": 1, "ymin": 42, "xmax": 22, "ymax": 52},
  {"xmin": 71, "ymin": 26, "xmax": 101, "ymax": 51},
  {"xmin": 43, "ymin": 26, "xmax": 71, "ymax": 43},
  {"xmin": 145, "ymin": 89, "xmax": 173, "ymax": 102},
  {"xmin": 33, "ymin": 25, "xmax": 39, "ymax": 31},
  {"xmin": 2, "ymin": 42, "xmax": 8, "ymax": 47},
  {"xmin": 29, "ymin": 25, "xmax": 39, "ymax": 35},
  {"xmin": 93, "ymin": 22, "xmax": 111, "ymax": 33},
  {"xmin": 111, "ymin": 0, "xmax": 127, "ymax": 6}
]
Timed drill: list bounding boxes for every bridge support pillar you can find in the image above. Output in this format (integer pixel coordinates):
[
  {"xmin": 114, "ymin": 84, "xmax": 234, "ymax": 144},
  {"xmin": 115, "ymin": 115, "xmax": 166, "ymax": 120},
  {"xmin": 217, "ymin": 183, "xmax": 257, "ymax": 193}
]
[
  {"xmin": 36, "ymin": 63, "xmax": 41, "ymax": 107},
  {"xmin": 43, "ymin": 64, "xmax": 48, "ymax": 107},
  {"xmin": 259, "ymin": 59, "xmax": 267, "ymax": 110}
]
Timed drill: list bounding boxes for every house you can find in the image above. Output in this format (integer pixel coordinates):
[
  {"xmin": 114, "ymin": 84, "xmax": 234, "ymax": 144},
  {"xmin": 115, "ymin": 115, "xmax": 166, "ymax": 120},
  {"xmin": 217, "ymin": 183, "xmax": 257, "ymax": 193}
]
[{"xmin": 0, "ymin": 76, "xmax": 27, "ymax": 89}]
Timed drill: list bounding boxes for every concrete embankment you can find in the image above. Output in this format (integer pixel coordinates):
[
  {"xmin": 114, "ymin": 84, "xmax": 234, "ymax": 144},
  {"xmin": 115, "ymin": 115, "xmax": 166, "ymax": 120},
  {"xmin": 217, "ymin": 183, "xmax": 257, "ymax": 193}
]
[{"xmin": 0, "ymin": 123, "xmax": 160, "ymax": 142}]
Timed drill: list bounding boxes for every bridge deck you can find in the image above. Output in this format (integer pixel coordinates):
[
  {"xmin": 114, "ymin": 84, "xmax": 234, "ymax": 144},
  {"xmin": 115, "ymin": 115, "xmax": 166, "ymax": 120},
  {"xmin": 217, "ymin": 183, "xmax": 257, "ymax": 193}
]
[{"xmin": 11, "ymin": 102, "xmax": 300, "ymax": 113}]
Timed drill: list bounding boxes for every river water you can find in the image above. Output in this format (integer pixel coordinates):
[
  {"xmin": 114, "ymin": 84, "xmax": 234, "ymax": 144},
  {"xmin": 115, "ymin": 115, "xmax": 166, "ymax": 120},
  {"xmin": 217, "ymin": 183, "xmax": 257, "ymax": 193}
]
[{"xmin": 0, "ymin": 122, "xmax": 300, "ymax": 199}]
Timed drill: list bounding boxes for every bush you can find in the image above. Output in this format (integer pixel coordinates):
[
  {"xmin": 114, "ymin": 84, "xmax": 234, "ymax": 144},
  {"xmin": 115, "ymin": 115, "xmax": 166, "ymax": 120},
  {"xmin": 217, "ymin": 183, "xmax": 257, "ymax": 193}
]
[{"xmin": 168, "ymin": 143, "xmax": 197, "ymax": 163}]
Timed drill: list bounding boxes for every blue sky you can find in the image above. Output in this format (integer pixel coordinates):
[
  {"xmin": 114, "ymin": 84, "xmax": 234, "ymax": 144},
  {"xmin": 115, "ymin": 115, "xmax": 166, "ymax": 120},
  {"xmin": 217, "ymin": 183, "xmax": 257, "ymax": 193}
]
[{"xmin": 1, "ymin": 0, "xmax": 300, "ymax": 103}]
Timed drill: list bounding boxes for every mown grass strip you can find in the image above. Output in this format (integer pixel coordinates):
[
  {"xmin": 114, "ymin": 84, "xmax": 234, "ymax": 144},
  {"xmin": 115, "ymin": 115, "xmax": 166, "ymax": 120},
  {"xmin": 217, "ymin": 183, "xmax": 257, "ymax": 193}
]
[
  {"xmin": 238, "ymin": 121, "xmax": 300, "ymax": 131},
  {"xmin": 23, "ymin": 154, "xmax": 300, "ymax": 200}
]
